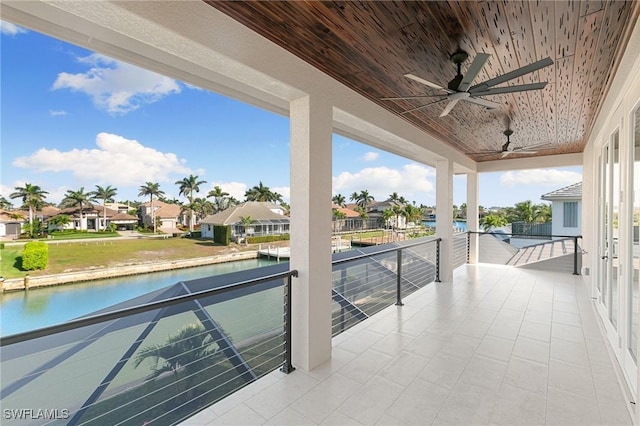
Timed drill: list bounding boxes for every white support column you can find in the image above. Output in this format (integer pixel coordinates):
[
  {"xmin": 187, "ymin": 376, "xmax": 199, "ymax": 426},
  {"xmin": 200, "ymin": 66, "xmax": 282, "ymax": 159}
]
[
  {"xmin": 467, "ymin": 172, "xmax": 479, "ymax": 264},
  {"xmin": 436, "ymin": 159, "xmax": 454, "ymax": 282},
  {"xmin": 289, "ymin": 95, "xmax": 333, "ymax": 371}
]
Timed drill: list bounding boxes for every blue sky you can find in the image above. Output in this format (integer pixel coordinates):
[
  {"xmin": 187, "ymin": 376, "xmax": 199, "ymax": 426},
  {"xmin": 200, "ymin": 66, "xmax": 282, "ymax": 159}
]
[{"xmin": 1, "ymin": 22, "xmax": 582, "ymax": 209}]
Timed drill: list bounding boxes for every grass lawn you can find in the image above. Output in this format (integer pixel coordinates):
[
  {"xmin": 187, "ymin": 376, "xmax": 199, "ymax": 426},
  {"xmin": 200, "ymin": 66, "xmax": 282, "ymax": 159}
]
[{"xmin": 0, "ymin": 238, "xmax": 254, "ymax": 279}]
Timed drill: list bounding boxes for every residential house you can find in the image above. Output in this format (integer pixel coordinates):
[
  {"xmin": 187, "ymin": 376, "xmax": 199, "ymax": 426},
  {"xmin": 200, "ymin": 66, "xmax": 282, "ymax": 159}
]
[
  {"xmin": 200, "ymin": 201, "xmax": 289, "ymax": 241},
  {"xmin": 53, "ymin": 204, "xmax": 138, "ymax": 231},
  {"xmin": 541, "ymin": 182, "xmax": 582, "ymax": 237},
  {"xmin": 138, "ymin": 200, "xmax": 185, "ymax": 234},
  {"xmin": 0, "ymin": 210, "xmax": 25, "ymax": 240}
]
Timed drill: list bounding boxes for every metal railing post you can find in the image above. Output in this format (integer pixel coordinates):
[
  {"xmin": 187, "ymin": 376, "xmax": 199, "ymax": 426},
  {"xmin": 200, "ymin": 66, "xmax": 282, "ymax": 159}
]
[
  {"xmin": 281, "ymin": 271, "xmax": 297, "ymax": 374},
  {"xmin": 395, "ymin": 248, "xmax": 404, "ymax": 306},
  {"xmin": 466, "ymin": 231, "xmax": 470, "ymax": 263},
  {"xmin": 435, "ymin": 238, "xmax": 441, "ymax": 282},
  {"xmin": 573, "ymin": 236, "xmax": 580, "ymax": 275}
]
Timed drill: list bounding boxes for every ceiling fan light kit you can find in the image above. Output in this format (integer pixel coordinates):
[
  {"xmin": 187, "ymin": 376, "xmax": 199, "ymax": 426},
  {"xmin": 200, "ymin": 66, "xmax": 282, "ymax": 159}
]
[{"xmin": 386, "ymin": 50, "xmax": 554, "ymax": 117}]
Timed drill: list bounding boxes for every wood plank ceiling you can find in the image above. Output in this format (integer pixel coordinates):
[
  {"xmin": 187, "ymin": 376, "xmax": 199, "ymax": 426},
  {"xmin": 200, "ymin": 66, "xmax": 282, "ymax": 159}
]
[{"xmin": 206, "ymin": 1, "xmax": 639, "ymax": 162}]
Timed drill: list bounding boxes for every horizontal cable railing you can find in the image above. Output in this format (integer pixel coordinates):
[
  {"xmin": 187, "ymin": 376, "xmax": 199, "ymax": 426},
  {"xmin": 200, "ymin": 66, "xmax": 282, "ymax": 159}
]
[
  {"xmin": 467, "ymin": 231, "xmax": 582, "ymax": 275},
  {"xmin": 331, "ymin": 237, "xmax": 441, "ymax": 335},
  {"xmin": 0, "ymin": 267, "xmax": 297, "ymax": 426},
  {"xmin": 452, "ymin": 232, "xmax": 468, "ymax": 269},
  {"xmin": 1, "ymin": 236, "xmax": 444, "ymax": 425}
]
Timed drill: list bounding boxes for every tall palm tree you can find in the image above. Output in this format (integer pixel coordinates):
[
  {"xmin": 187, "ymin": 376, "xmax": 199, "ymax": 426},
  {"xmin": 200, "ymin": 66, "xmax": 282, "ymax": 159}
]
[
  {"xmin": 90, "ymin": 185, "xmax": 117, "ymax": 231},
  {"xmin": 176, "ymin": 175, "xmax": 207, "ymax": 231},
  {"xmin": 207, "ymin": 185, "xmax": 230, "ymax": 212},
  {"xmin": 138, "ymin": 182, "xmax": 165, "ymax": 233},
  {"xmin": 349, "ymin": 191, "xmax": 359, "ymax": 205},
  {"xmin": 190, "ymin": 197, "xmax": 215, "ymax": 220},
  {"xmin": 10, "ymin": 183, "xmax": 49, "ymax": 237},
  {"xmin": 61, "ymin": 187, "xmax": 94, "ymax": 230},
  {"xmin": 388, "ymin": 192, "xmax": 400, "ymax": 203},
  {"xmin": 357, "ymin": 189, "xmax": 374, "ymax": 211},
  {"xmin": 245, "ymin": 181, "xmax": 278, "ymax": 202},
  {"xmin": 332, "ymin": 194, "xmax": 346, "ymax": 208}
]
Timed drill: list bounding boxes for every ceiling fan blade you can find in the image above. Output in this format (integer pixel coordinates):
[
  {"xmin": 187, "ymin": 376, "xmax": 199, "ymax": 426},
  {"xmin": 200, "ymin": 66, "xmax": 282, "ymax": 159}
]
[
  {"xmin": 404, "ymin": 73, "xmax": 451, "ymax": 92},
  {"xmin": 439, "ymin": 99, "xmax": 460, "ymax": 117},
  {"xmin": 470, "ymin": 57, "xmax": 554, "ymax": 91},
  {"xmin": 381, "ymin": 94, "xmax": 445, "ymax": 101},
  {"xmin": 470, "ymin": 82, "xmax": 548, "ymax": 97},
  {"xmin": 463, "ymin": 96, "xmax": 501, "ymax": 109},
  {"xmin": 501, "ymin": 151, "xmax": 512, "ymax": 158},
  {"xmin": 400, "ymin": 98, "xmax": 449, "ymax": 115},
  {"xmin": 512, "ymin": 150, "xmax": 538, "ymax": 154},
  {"xmin": 458, "ymin": 53, "xmax": 490, "ymax": 92}
]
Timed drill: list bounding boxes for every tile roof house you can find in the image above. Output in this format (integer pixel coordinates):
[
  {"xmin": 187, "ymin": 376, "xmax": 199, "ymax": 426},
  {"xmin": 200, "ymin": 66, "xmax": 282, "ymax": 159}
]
[
  {"xmin": 200, "ymin": 202, "xmax": 289, "ymax": 241},
  {"xmin": 541, "ymin": 182, "xmax": 582, "ymax": 237},
  {"xmin": 139, "ymin": 200, "xmax": 185, "ymax": 234},
  {"xmin": 0, "ymin": 210, "xmax": 26, "ymax": 240}
]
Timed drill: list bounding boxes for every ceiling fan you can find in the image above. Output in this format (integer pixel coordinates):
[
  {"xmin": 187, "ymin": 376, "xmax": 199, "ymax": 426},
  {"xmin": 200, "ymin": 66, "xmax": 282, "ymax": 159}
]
[
  {"xmin": 470, "ymin": 129, "xmax": 550, "ymax": 158},
  {"xmin": 382, "ymin": 50, "xmax": 553, "ymax": 117}
]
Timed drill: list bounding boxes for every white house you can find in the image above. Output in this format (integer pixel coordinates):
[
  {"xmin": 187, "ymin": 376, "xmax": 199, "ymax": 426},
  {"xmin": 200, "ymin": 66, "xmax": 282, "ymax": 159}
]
[
  {"xmin": 200, "ymin": 201, "xmax": 289, "ymax": 241},
  {"xmin": 541, "ymin": 182, "xmax": 582, "ymax": 237}
]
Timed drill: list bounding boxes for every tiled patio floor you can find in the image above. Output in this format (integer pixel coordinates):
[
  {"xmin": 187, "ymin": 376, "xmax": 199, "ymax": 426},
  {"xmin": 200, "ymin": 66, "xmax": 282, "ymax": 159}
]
[{"xmin": 182, "ymin": 264, "xmax": 635, "ymax": 425}]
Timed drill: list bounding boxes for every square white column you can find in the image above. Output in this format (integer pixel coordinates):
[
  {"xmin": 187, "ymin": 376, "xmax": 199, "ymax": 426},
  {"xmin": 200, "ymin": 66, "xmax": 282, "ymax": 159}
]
[
  {"xmin": 436, "ymin": 159, "xmax": 454, "ymax": 282},
  {"xmin": 467, "ymin": 172, "xmax": 479, "ymax": 264},
  {"xmin": 289, "ymin": 95, "xmax": 333, "ymax": 371}
]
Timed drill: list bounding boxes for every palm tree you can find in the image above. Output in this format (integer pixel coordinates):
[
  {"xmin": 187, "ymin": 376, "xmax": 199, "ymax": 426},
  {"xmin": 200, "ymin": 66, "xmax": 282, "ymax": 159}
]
[
  {"xmin": 245, "ymin": 181, "xmax": 278, "ymax": 202},
  {"xmin": 481, "ymin": 213, "xmax": 509, "ymax": 231},
  {"xmin": 357, "ymin": 189, "xmax": 374, "ymax": 211},
  {"xmin": 61, "ymin": 187, "xmax": 94, "ymax": 231},
  {"xmin": 388, "ymin": 192, "xmax": 400, "ymax": 203},
  {"xmin": 9, "ymin": 183, "xmax": 49, "ymax": 237},
  {"xmin": 0, "ymin": 196, "xmax": 13, "ymax": 210},
  {"xmin": 190, "ymin": 197, "xmax": 215, "ymax": 220},
  {"xmin": 207, "ymin": 185, "xmax": 230, "ymax": 212},
  {"xmin": 134, "ymin": 323, "xmax": 217, "ymax": 393},
  {"xmin": 176, "ymin": 175, "xmax": 207, "ymax": 232},
  {"xmin": 240, "ymin": 215, "xmax": 253, "ymax": 245},
  {"xmin": 138, "ymin": 182, "xmax": 165, "ymax": 233},
  {"xmin": 332, "ymin": 194, "xmax": 346, "ymax": 208},
  {"xmin": 514, "ymin": 200, "xmax": 537, "ymax": 223},
  {"xmin": 90, "ymin": 185, "xmax": 117, "ymax": 231},
  {"xmin": 49, "ymin": 214, "xmax": 71, "ymax": 232},
  {"xmin": 349, "ymin": 191, "xmax": 359, "ymax": 205}
]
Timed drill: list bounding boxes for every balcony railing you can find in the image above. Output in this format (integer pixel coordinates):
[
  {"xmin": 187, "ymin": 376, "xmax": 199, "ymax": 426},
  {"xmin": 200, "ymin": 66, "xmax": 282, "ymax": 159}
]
[
  {"xmin": 468, "ymin": 231, "xmax": 582, "ymax": 275},
  {"xmin": 0, "ymin": 236, "xmax": 443, "ymax": 425}
]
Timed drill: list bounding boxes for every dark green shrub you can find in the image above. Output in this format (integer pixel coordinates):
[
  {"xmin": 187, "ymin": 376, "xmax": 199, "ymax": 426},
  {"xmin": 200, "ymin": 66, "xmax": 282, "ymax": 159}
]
[
  {"xmin": 213, "ymin": 225, "xmax": 231, "ymax": 246},
  {"xmin": 247, "ymin": 234, "xmax": 290, "ymax": 244},
  {"xmin": 22, "ymin": 241, "xmax": 48, "ymax": 270},
  {"xmin": 188, "ymin": 231, "xmax": 202, "ymax": 238},
  {"xmin": 0, "ymin": 242, "xmax": 4, "ymax": 250}
]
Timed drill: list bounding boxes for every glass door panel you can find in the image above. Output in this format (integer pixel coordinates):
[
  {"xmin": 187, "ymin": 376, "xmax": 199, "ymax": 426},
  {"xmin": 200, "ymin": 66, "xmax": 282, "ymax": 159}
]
[
  {"xmin": 630, "ymin": 107, "xmax": 640, "ymax": 362},
  {"xmin": 611, "ymin": 131, "xmax": 620, "ymax": 329}
]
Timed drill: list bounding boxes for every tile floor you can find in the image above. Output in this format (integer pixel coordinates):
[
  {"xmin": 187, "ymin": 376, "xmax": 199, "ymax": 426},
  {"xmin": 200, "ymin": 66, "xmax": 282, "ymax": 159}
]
[{"xmin": 182, "ymin": 264, "xmax": 635, "ymax": 425}]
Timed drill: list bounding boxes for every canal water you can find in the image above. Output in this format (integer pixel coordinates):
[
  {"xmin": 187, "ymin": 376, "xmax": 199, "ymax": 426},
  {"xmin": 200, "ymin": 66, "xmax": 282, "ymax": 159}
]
[
  {"xmin": 422, "ymin": 220, "xmax": 467, "ymax": 231},
  {"xmin": 0, "ymin": 258, "xmax": 280, "ymax": 337}
]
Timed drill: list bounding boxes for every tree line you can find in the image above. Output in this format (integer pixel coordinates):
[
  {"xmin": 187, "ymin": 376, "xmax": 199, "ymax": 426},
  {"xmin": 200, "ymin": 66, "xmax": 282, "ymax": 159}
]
[{"xmin": 1, "ymin": 178, "xmax": 286, "ymax": 237}]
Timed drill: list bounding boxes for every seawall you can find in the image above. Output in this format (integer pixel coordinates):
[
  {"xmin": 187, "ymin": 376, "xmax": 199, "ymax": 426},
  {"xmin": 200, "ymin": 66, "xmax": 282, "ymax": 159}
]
[{"xmin": 1, "ymin": 251, "xmax": 259, "ymax": 292}]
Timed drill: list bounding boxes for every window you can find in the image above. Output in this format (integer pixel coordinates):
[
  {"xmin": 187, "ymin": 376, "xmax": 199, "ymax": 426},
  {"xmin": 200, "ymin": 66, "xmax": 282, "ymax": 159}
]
[{"xmin": 563, "ymin": 201, "xmax": 578, "ymax": 227}]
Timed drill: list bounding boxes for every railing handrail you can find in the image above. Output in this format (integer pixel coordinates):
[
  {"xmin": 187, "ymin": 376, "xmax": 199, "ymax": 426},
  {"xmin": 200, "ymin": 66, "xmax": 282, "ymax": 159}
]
[
  {"xmin": 331, "ymin": 236, "xmax": 441, "ymax": 266},
  {"xmin": 1, "ymin": 269, "xmax": 298, "ymax": 347},
  {"xmin": 467, "ymin": 230, "xmax": 582, "ymax": 240},
  {"xmin": 2, "ymin": 236, "xmax": 442, "ymax": 346}
]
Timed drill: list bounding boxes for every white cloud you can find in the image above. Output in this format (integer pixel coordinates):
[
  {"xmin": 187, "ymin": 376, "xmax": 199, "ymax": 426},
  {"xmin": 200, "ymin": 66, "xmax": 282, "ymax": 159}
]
[
  {"xmin": 272, "ymin": 186, "xmax": 290, "ymax": 202},
  {"xmin": 210, "ymin": 182, "xmax": 248, "ymax": 201},
  {"xmin": 51, "ymin": 53, "xmax": 181, "ymax": 114},
  {"xmin": 333, "ymin": 164, "xmax": 435, "ymax": 203},
  {"xmin": 12, "ymin": 132, "xmax": 192, "ymax": 188},
  {"xmin": 361, "ymin": 152, "xmax": 379, "ymax": 162},
  {"xmin": 500, "ymin": 169, "xmax": 582, "ymax": 187},
  {"xmin": 49, "ymin": 110, "xmax": 68, "ymax": 117},
  {"xmin": 0, "ymin": 21, "xmax": 27, "ymax": 36}
]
